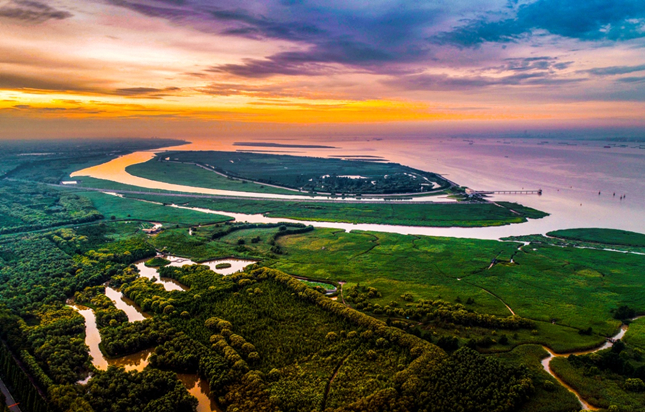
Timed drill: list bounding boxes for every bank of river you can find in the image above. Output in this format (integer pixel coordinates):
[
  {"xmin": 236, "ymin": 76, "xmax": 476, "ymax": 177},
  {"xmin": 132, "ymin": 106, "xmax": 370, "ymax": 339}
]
[
  {"xmin": 167, "ymin": 204, "xmax": 573, "ymax": 241},
  {"xmin": 71, "ymin": 151, "xmax": 454, "ymax": 203},
  {"xmin": 177, "ymin": 374, "xmax": 223, "ymax": 412},
  {"xmin": 136, "ymin": 256, "xmax": 257, "ymax": 292},
  {"xmin": 104, "ymin": 286, "xmax": 149, "ymax": 322},
  {"xmin": 70, "ymin": 271, "xmax": 238, "ymax": 410},
  {"xmin": 69, "ymin": 304, "xmax": 153, "ymax": 373},
  {"xmin": 70, "ymin": 138, "xmax": 645, "ymax": 237},
  {"xmin": 541, "ymin": 320, "xmax": 638, "ymax": 410}
]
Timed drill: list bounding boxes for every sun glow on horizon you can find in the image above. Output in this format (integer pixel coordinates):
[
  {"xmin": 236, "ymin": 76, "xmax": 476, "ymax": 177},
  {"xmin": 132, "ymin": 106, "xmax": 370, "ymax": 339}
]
[{"xmin": 1, "ymin": 0, "xmax": 644, "ymax": 138}]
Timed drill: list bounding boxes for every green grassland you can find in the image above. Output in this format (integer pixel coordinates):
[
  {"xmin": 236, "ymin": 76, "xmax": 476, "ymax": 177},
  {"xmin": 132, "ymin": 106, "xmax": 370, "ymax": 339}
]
[
  {"xmin": 548, "ymin": 228, "xmax": 645, "ymax": 248},
  {"xmin": 126, "ymin": 159, "xmax": 301, "ymax": 195},
  {"xmin": 271, "ymin": 229, "xmax": 644, "ymax": 338},
  {"xmin": 505, "ymin": 233, "xmax": 645, "ymax": 255},
  {"xmin": 121, "ymin": 192, "xmax": 547, "ymax": 227},
  {"xmin": 624, "ymin": 317, "xmax": 645, "ymax": 349},
  {"xmin": 77, "ymin": 191, "xmax": 232, "ymax": 225},
  {"xmin": 159, "ymin": 150, "xmax": 449, "ymax": 194},
  {"xmin": 144, "ymin": 223, "xmax": 644, "ymax": 353}
]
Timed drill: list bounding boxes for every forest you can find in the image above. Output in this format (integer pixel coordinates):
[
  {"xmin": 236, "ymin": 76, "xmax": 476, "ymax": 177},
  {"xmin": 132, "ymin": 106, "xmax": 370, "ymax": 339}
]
[
  {"xmin": 1, "ymin": 142, "xmax": 643, "ymax": 412},
  {"xmin": 0, "ymin": 212, "xmax": 539, "ymax": 412}
]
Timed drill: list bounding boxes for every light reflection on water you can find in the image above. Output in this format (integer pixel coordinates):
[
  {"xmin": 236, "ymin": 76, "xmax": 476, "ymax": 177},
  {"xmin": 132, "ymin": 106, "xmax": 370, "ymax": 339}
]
[
  {"xmin": 104, "ymin": 286, "xmax": 149, "ymax": 322},
  {"xmin": 71, "ymin": 148, "xmax": 453, "ymax": 203},
  {"xmin": 72, "ymin": 303, "xmax": 223, "ymax": 411},
  {"xmin": 135, "ymin": 256, "xmax": 256, "ymax": 292},
  {"xmin": 177, "ymin": 373, "xmax": 223, "ymax": 412},
  {"xmin": 71, "ymin": 137, "xmax": 645, "ymax": 237},
  {"xmin": 70, "ymin": 305, "xmax": 151, "ymax": 373}
]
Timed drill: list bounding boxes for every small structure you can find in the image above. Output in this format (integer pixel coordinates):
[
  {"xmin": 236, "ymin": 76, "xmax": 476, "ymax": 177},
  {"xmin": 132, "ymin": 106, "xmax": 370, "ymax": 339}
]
[
  {"xmin": 142, "ymin": 223, "xmax": 163, "ymax": 235},
  {"xmin": 61, "ymin": 180, "xmax": 79, "ymax": 185}
]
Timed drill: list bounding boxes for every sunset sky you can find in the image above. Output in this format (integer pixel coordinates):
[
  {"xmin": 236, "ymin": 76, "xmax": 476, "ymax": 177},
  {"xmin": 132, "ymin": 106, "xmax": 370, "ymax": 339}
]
[{"xmin": 1, "ymin": 0, "xmax": 645, "ymax": 139}]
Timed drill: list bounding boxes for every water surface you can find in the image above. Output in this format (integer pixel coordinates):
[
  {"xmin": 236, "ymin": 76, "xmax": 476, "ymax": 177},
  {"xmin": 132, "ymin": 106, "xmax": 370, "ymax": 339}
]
[{"xmin": 70, "ymin": 137, "xmax": 645, "ymax": 236}]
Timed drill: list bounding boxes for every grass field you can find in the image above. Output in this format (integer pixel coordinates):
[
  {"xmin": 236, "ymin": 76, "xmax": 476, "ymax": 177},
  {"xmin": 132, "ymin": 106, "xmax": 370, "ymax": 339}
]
[
  {"xmin": 267, "ymin": 228, "xmax": 644, "ymax": 345},
  {"xmin": 122, "ymin": 193, "xmax": 548, "ymax": 227},
  {"xmin": 77, "ymin": 191, "xmax": 232, "ymax": 225},
  {"xmin": 137, "ymin": 224, "xmax": 633, "ymax": 353},
  {"xmin": 126, "ymin": 160, "xmax": 299, "ymax": 195},
  {"xmin": 624, "ymin": 317, "xmax": 645, "ymax": 349},
  {"xmin": 547, "ymin": 228, "xmax": 645, "ymax": 247},
  {"xmin": 160, "ymin": 150, "xmax": 449, "ymax": 194}
]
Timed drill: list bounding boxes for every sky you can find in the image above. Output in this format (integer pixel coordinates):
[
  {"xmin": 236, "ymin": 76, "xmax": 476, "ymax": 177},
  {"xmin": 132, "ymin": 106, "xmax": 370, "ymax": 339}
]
[{"xmin": 1, "ymin": 0, "xmax": 645, "ymax": 139}]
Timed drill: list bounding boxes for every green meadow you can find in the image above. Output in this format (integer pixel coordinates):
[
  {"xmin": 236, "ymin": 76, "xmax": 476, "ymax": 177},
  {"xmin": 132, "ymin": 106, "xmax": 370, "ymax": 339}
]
[
  {"xmin": 141, "ymin": 221, "xmax": 645, "ymax": 353},
  {"xmin": 270, "ymin": 229, "xmax": 643, "ymax": 340},
  {"xmin": 157, "ymin": 150, "xmax": 450, "ymax": 194},
  {"xmin": 126, "ymin": 159, "xmax": 299, "ymax": 195},
  {"xmin": 77, "ymin": 191, "xmax": 232, "ymax": 225},
  {"xmin": 119, "ymin": 192, "xmax": 547, "ymax": 227},
  {"xmin": 548, "ymin": 228, "xmax": 645, "ymax": 247}
]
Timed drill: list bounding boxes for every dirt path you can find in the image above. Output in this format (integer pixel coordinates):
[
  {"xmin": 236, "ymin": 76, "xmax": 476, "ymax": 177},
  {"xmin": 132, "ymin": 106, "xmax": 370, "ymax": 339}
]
[
  {"xmin": 320, "ymin": 355, "xmax": 350, "ymax": 411},
  {"xmin": 460, "ymin": 279, "xmax": 516, "ymax": 316}
]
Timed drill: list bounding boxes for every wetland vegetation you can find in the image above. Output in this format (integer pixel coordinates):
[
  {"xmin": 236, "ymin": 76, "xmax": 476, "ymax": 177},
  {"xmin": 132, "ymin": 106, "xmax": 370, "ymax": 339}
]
[
  {"xmin": 0, "ymin": 142, "xmax": 643, "ymax": 412},
  {"xmin": 142, "ymin": 151, "xmax": 450, "ymax": 195},
  {"xmin": 112, "ymin": 191, "xmax": 548, "ymax": 227}
]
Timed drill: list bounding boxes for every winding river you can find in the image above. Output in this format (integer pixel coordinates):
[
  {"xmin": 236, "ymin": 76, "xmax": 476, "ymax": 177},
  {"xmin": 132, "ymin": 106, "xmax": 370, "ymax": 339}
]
[
  {"xmin": 69, "ymin": 260, "xmax": 248, "ymax": 411},
  {"xmin": 136, "ymin": 256, "xmax": 257, "ymax": 292},
  {"xmin": 69, "ymin": 304, "xmax": 152, "ymax": 373},
  {"xmin": 540, "ymin": 320, "xmax": 639, "ymax": 410},
  {"xmin": 67, "ymin": 142, "xmax": 645, "ymax": 409}
]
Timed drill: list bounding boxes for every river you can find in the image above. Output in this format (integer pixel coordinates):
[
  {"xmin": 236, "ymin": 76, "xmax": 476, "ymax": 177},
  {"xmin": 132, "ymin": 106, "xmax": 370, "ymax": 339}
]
[
  {"xmin": 70, "ymin": 136, "xmax": 645, "ymax": 238},
  {"xmin": 70, "ymin": 304, "xmax": 220, "ymax": 411},
  {"xmin": 70, "ymin": 259, "xmax": 250, "ymax": 411},
  {"xmin": 540, "ymin": 318, "xmax": 640, "ymax": 410},
  {"xmin": 135, "ymin": 256, "xmax": 257, "ymax": 292}
]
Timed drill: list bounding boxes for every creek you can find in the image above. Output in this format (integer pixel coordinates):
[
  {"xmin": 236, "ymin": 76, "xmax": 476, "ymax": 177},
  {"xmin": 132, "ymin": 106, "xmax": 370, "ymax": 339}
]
[
  {"xmin": 136, "ymin": 256, "xmax": 257, "ymax": 292},
  {"xmin": 540, "ymin": 319, "xmax": 640, "ymax": 410}
]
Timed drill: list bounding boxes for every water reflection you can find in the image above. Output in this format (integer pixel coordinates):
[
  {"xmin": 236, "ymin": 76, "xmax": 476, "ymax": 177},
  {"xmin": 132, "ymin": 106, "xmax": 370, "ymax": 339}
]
[
  {"xmin": 177, "ymin": 374, "xmax": 223, "ymax": 412},
  {"xmin": 109, "ymin": 349, "xmax": 152, "ymax": 372},
  {"xmin": 169, "ymin": 204, "xmax": 555, "ymax": 240},
  {"xmin": 70, "ymin": 137, "xmax": 645, "ymax": 235},
  {"xmin": 105, "ymin": 286, "xmax": 149, "ymax": 322},
  {"xmin": 137, "ymin": 255, "xmax": 256, "ymax": 283},
  {"xmin": 71, "ymin": 302, "xmax": 152, "ymax": 385},
  {"xmin": 136, "ymin": 260, "xmax": 188, "ymax": 292},
  {"xmin": 71, "ymin": 305, "xmax": 152, "ymax": 373},
  {"xmin": 71, "ymin": 304, "xmax": 107, "ymax": 370}
]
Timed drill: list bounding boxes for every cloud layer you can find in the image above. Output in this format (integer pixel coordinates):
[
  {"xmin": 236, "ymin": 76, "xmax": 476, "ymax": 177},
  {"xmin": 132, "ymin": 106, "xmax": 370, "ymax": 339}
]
[{"xmin": 0, "ymin": 0, "xmax": 644, "ymax": 135}]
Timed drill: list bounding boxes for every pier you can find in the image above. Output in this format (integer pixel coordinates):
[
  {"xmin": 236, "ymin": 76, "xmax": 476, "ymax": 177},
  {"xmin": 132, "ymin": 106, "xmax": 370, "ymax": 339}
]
[{"xmin": 466, "ymin": 189, "xmax": 542, "ymax": 196}]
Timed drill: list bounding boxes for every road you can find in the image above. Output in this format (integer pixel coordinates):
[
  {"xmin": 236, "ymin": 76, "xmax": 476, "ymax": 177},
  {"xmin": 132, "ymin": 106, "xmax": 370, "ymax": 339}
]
[{"xmin": 0, "ymin": 377, "xmax": 22, "ymax": 412}]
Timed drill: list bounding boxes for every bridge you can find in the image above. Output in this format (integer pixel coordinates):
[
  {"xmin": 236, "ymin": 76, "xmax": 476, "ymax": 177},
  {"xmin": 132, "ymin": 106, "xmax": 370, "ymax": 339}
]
[{"xmin": 466, "ymin": 189, "xmax": 542, "ymax": 196}]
